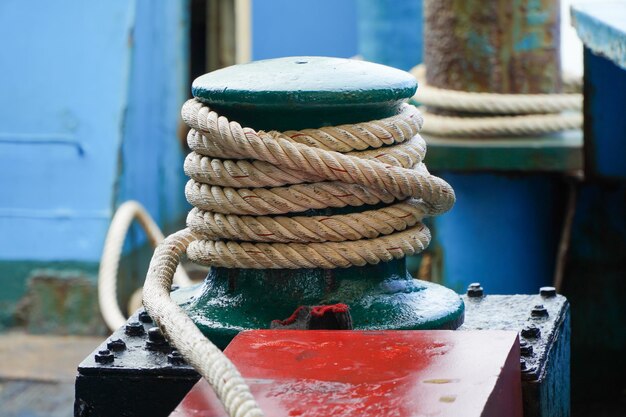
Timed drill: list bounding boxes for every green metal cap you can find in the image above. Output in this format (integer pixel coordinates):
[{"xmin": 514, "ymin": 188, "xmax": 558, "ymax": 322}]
[{"xmin": 192, "ymin": 56, "xmax": 417, "ymax": 130}]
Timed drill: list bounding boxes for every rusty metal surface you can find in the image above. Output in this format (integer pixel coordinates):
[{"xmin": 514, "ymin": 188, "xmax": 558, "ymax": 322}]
[
  {"xmin": 423, "ymin": 0, "xmax": 561, "ymax": 93},
  {"xmin": 171, "ymin": 330, "xmax": 523, "ymax": 417}
]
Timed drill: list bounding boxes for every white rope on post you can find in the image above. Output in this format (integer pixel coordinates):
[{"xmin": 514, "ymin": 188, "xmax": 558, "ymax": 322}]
[{"xmin": 143, "ymin": 100, "xmax": 455, "ymax": 416}]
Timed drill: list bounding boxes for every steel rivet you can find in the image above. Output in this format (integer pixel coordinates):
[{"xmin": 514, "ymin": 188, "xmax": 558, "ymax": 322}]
[
  {"xmin": 531, "ymin": 304, "xmax": 549, "ymax": 318},
  {"xmin": 125, "ymin": 321, "xmax": 145, "ymax": 336},
  {"xmin": 138, "ymin": 311, "xmax": 153, "ymax": 323},
  {"xmin": 466, "ymin": 282, "xmax": 484, "ymax": 298},
  {"xmin": 106, "ymin": 338, "xmax": 126, "ymax": 352},
  {"xmin": 146, "ymin": 327, "xmax": 169, "ymax": 351},
  {"xmin": 539, "ymin": 286, "xmax": 557, "ymax": 298},
  {"xmin": 95, "ymin": 349, "xmax": 114, "ymax": 364},
  {"xmin": 521, "ymin": 326, "xmax": 541, "ymax": 339},
  {"xmin": 519, "ymin": 340, "xmax": 533, "ymax": 357},
  {"xmin": 168, "ymin": 350, "xmax": 186, "ymax": 366}
]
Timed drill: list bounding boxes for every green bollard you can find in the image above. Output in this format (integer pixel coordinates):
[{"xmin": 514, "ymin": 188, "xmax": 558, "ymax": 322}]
[{"xmin": 174, "ymin": 57, "xmax": 464, "ymax": 349}]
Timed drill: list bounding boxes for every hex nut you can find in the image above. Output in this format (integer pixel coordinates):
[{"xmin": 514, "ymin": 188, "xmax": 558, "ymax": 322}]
[
  {"xmin": 466, "ymin": 283, "xmax": 484, "ymax": 298},
  {"xmin": 168, "ymin": 350, "xmax": 186, "ymax": 366},
  {"xmin": 138, "ymin": 310, "xmax": 153, "ymax": 323},
  {"xmin": 540, "ymin": 286, "xmax": 557, "ymax": 298},
  {"xmin": 521, "ymin": 326, "xmax": 541, "ymax": 339},
  {"xmin": 519, "ymin": 341, "xmax": 534, "ymax": 357},
  {"xmin": 531, "ymin": 304, "xmax": 549, "ymax": 318},
  {"xmin": 95, "ymin": 349, "xmax": 114, "ymax": 364},
  {"xmin": 107, "ymin": 338, "xmax": 127, "ymax": 352},
  {"xmin": 125, "ymin": 321, "xmax": 145, "ymax": 336}
]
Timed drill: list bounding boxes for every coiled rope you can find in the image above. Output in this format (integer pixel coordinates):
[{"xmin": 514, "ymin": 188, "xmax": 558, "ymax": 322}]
[
  {"xmin": 143, "ymin": 98, "xmax": 455, "ymax": 417},
  {"xmin": 410, "ymin": 64, "xmax": 583, "ymax": 137}
]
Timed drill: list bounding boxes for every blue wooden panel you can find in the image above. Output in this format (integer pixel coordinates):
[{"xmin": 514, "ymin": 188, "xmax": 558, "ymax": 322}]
[
  {"xmin": 356, "ymin": 0, "xmax": 423, "ymax": 70},
  {"xmin": 0, "ymin": 0, "xmax": 189, "ymax": 263},
  {"xmin": 0, "ymin": 1, "xmax": 135, "ymax": 261},
  {"xmin": 571, "ymin": 2, "xmax": 626, "ymax": 71},
  {"xmin": 252, "ymin": 0, "xmax": 358, "ymax": 60},
  {"xmin": 116, "ymin": 0, "xmax": 189, "ymax": 232},
  {"xmin": 434, "ymin": 173, "xmax": 561, "ymax": 294}
]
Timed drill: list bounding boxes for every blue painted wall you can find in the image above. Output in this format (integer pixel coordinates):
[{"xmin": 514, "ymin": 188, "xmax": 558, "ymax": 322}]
[
  {"xmin": 0, "ymin": 0, "xmax": 189, "ymax": 323},
  {"xmin": 434, "ymin": 173, "xmax": 562, "ymax": 294},
  {"xmin": 356, "ymin": 0, "xmax": 423, "ymax": 70},
  {"xmin": 251, "ymin": 0, "xmax": 358, "ymax": 60}
]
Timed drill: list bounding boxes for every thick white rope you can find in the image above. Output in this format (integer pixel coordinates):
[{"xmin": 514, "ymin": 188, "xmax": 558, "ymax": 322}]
[
  {"xmin": 410, "ymin": 64, "xmax": 583, "ymax": 137},
  {"xmin": 143, "ymin": 101, "xmax": 454, "ymax": 417},
  {"xmin": 98, "ymin": 201, "xmax": 192, "ymax": 331}
]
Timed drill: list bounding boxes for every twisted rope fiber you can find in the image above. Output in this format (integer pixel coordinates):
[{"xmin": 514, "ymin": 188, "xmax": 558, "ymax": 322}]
[
  {"xmin": 144, "ymin": 99, "xmax": 455, "ymax": 417},
  {"xmin": 410, "ymin": 64, "xmax": 583, "ymax": 137},
  {"xmin": 181, "ymin": 98, "xmax": 455, "ymax": 268}
]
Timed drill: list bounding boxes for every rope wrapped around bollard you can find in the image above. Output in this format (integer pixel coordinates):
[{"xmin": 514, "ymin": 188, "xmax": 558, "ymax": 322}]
[
  {"xmin": 410, "ymin": 64, "xmax": 583, "ymax": 137},
  {"xmin": 143, "ymin": 98, "xmax": 455, "ymax": 416}
]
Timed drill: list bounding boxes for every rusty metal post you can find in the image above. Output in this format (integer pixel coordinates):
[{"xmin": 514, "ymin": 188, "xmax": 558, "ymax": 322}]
[
  {"xmin": 421, "ymin": 0, "xmax": 568, "ymax": 295},
  {"xmin": 424, "ymin": 0, "xmax": 562, "ymax": 94}
]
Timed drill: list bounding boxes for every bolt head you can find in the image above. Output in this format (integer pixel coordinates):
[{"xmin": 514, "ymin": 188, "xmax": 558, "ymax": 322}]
[
  {"xmin": 95, "ymin": 349, "xmax": 114, "ymax": 364},
  {"xmin": 148, "ymin": 327, "xmax": 166, "ymax": 342},
  {"xmin": 138, "ymin": 311, "xmax": 153, "ymax": 323},
  {"xmin": 125, "ymin": 321, "xmax": 145, "ymax": 336},
  {"xmin": 466, "ymin": 283, "xmax": 484, "ymax": 298},
  {"xmin": 106, "ymin": 338, "xmax": 126, "ymax": 352},
  {"xmin": 540, "ymin": 286, "xmax": 557, "ymax": 298},
  {"xmin": 168, "ymin": 350, "xmax": 186, "ymax": 366},
  {"xmin": 521, "ymin": 326, "xmax": 541, "ymax": 339},
  {"xmin": 531, "ymin": 304, "xmax": 549, "ymax": 318},
  {"xmin": 520, "ymin": 343, "xmax": 534, "ymax": 357}
]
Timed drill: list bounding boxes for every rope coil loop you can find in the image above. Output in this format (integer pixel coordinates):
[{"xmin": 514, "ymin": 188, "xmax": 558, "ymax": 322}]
[
  {"xmin": 144, "ymin": 99, "xmax": 454, "ymax": 417},
  {"xmin": 410, "ymin": 64, "xmax": 583, "ymax": 137},
  {"xmin": 180, "ymin": 98, "xmax": 454, "ymax": 269}
]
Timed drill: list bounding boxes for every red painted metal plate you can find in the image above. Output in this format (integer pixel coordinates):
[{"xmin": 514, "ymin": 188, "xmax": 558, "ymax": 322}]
[{"xmin": 171, "ymin": 330, "xmax": 522, "ymax": 417}]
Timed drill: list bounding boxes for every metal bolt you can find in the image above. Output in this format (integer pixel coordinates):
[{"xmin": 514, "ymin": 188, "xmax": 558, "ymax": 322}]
[
  {"xmin": 519, "ymin": 340, "xmax": 533, "ymax": 357},
  {"xmin": 520, "ymin": 359, "xmax": 536, "ymax": 376},
  {"xmin": 531, "ymin": 304, "xmax": 549, "ymax": 318},
  {"xmin": 95, "ymin": 349, "xmax": 114, "ymax": 364},
  {"xmin": 539, "ymin": 286, "xmax": 557, "ymax": 298},
  {"xmin": 167, "ymin": 350, "xmax": 186, "ymax": 366},
  {"xmin": 125, "ymin": 321, "xmax": 145, "ymax": 336},
  {"xmin": 521, "ymin": 326, "xmax": 541, "ymax": 339},
  {"xmin": 146, "ymin": 327, "xmax": 169, "ymax": 351},
  {"xmin": 466, "ymin": 282, "xmax": 484, "ymax": 298},
  {"xmin": 106, "ymin": 338, "xmax": 126, "ymax": 352},
  {"xmin": 138, "ymin": 311, "xmax": 153, "ymax": 323}
]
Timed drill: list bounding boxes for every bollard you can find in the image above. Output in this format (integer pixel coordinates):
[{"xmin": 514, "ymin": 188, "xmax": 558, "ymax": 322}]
[
  {"xmin": 173, "ymin": 57, "xmax": 464, "ymax": 348},
  {"xmin": 421, "ymin": 0, "xmax": 569, "ymax": 294}
]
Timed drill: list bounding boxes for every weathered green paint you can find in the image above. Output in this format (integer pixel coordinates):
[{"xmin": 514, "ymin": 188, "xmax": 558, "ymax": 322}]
[
  {"xmin": 0, "ymin": 260, "xmax": 98, "ymax": 330},
  {"xmin": 422, "ymin": 131, "xmax": 583, "ymax": 172},
  {"xmin": 192, "ymin": 56, "xmax": 417, "ymax": 130},
  {"xmin": 0, "ymin": 238, "xmax": 164, "ymax": 333},
  {"xmin": 184, "ymin": 57, "xmax": 464, "ymax": 346},
  {"xmin": 176, "ymin": 266, "xmax": 464, "ymax": 350},
  {"xmin": 423, "ymin": 0, "xmax": 561, "ymax": 94},
  {"xmin": 17, "ymin": 270, "xmax": 107, "ymax": 336}
]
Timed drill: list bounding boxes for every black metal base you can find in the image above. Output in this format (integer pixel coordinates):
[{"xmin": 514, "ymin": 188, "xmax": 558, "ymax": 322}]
[{"xmin": 75, "ymin": 289, "xmax": 569, "ymax": 417}]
